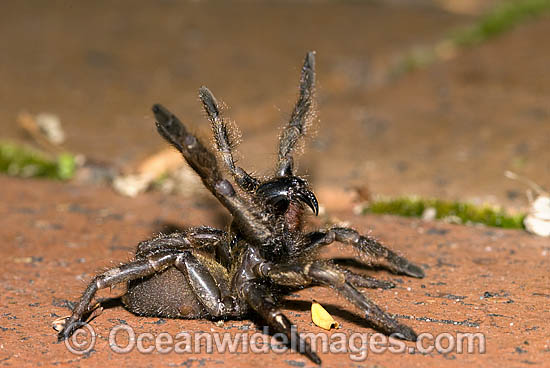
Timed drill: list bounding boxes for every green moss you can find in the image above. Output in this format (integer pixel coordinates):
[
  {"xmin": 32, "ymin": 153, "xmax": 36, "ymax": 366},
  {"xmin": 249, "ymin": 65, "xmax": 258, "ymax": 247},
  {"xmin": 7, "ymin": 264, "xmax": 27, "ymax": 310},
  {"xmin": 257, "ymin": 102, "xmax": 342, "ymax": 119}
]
[
  {"xmin": 0, "ymin": 141, "xmax": 76, "ymax": 180},
  {"xmin": 452, "ymin": 0, "xmax": 550, "ymax": 47},
  {"xmin": 362, "ymin": 196, "xmax": 526, "ymax": 229},
  {"xmin": 392, "ymin": 0, "xmax": 550, "ymax": 77}
]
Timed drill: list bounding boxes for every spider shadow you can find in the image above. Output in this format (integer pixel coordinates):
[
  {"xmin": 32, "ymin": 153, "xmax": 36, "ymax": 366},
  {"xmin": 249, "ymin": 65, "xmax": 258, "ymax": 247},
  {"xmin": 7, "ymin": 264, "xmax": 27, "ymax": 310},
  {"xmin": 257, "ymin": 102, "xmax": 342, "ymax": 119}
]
[
  {"xmin": 76, "ymin": 296, "xmax": 126, "ymax": 325},
  {"xmin": 330, "ymin": 257, "xmax": 395, "ymax": 274}
]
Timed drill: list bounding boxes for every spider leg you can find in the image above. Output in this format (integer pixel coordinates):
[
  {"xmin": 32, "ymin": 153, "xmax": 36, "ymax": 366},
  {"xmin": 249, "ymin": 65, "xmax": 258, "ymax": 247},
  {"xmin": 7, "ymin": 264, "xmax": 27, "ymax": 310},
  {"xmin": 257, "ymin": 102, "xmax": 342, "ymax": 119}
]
[
  {"xmin": 302, "ymin": 227, "xmax": 425, "ymax": 278},
  {"xmin": 174, "ymin": 250, "xmax": 242, "ymax": 318},
  {"xmin": 58, "ymin": 251, "xmax": 178, "ymax": 341},
  {"xmin": 199, "ymin": 86, "xmax": 259, "ymax": 192},
  {"xmin": 262, "ymin": 261, "xmax": 417, "ymax": 341},
  {"xmin": 153, "ymin": 104, "xmax": 275, "ymax": 244},
  {"xmin": 241, "ymin": 281, "xmax": 321, "ymax": 364},
  {"xmin": 186, "ymin": 226, "xmax": 232, "ymax": 268},
  {"xmin": 136, "ymin": 227, "xmax": 232, "ymax": 269},
  {"xmin": 60, "ymin": 243, "xmax": 242, "ymax": 340},
  {"xmin": 153, "ymin": 103, "xmax": 229, "ymax": 197},
  {"xmin": 341, "ymin": 268, "xmax": 395, "ymax": 289},
  {"xmin": 277, "ymin": 51, "xmax": 316, "ymax": 177}
]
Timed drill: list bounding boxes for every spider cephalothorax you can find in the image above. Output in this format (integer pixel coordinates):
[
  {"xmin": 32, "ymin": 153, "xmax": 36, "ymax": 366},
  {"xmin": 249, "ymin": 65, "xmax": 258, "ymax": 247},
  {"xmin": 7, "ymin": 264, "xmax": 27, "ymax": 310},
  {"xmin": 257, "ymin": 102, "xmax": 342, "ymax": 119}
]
[{"xmin": 58, "ymin": 52, "xmax": 425, "ymax": 364}]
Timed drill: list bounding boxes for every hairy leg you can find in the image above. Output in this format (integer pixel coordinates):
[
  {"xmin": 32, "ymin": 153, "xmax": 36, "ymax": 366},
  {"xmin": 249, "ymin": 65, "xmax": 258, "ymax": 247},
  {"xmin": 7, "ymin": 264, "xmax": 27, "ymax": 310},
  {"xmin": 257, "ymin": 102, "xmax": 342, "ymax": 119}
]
[
  {"xmin": 302, "ymin": 227, "xmax": 425, "ymax": 278},
  {"xmin": 342, "ymin": 268, "xmax": 395, "ymax": 289},
  {"xmin": 135, "ymin": 227, "xmax": 232, "ymax": 268},
  {"xmin": 60, "ymin": 247, "xmax": 243, "ymax": 340},
  {"xmin": 241, "ymin": 281, "xmax": 321, "ymax": 364},
  {"xmin": 199, "ymin": 86, "xmax": 259, "ymax": 191},
  {"xmin": 58, "ymin": 251, "xmax": 178, "ymax": 341},
  {"xmin": 277, "ymin": 51, "xmax": 316, "ymax": 177},
  {"xmin": 153, "ymin": 103, "xmax": 226, "ymax": 196},
  {"xmin": 174, "ymin": 250, "xmax": 242, "ymax": 318},
  {"xmin": 153, "ymin": 104, "xmax": 277, "ymax": 244},
  {"xmin": 262, "ymin": 261, "xmax": 417, "ymax": 341}
]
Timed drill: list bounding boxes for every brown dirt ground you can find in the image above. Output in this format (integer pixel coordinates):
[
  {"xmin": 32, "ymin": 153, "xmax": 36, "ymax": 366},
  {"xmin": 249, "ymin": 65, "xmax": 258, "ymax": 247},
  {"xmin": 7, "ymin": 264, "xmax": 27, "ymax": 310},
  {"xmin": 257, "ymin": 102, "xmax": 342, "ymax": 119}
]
[{"xmin": 1, "ymin": 1, "xmax": 550, "ymax": 367}]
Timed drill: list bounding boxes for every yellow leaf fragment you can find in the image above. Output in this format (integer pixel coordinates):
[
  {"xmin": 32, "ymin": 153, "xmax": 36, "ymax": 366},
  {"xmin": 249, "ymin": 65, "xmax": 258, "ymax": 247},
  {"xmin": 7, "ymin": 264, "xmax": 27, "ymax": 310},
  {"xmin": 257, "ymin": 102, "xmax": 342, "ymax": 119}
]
[{"xmin": 311, "ymin": 301, "xmax": 339, "ymax": 330}]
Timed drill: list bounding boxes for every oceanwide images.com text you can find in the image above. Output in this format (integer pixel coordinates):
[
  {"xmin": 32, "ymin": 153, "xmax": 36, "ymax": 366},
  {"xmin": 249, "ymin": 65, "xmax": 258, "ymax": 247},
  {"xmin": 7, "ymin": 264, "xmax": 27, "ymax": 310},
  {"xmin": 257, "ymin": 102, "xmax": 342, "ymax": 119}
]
[{"xmin": 65, "ymin": 322, "xmax": 486, "ymax": 361}]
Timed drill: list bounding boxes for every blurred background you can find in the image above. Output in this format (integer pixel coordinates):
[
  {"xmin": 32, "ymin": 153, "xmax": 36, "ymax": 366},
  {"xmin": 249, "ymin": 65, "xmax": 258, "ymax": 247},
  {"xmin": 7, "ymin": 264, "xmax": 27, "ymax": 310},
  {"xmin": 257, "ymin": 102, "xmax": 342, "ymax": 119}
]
[{"xmin": 1, "ymin": 0, "xmax": 549, "ymax": 214}]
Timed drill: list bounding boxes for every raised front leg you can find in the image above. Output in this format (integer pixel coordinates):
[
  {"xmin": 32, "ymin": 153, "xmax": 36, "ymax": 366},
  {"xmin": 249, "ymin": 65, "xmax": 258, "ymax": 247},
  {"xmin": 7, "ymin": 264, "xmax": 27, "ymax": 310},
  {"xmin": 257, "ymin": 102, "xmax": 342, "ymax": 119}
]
[
  {"xmin": 199, "ymin": 86, "xmax": 259, "ymax": 192},
  {"xmin": 153, "ymin": 104, "xmax": 275, "ymax": 245},
  {"xmin": 153, "ymin": 103, "xmax": 228, "ymax": 197},
  {"xmin": 277, "ymin": 51, "xmax": 316, "ymax": 176}
]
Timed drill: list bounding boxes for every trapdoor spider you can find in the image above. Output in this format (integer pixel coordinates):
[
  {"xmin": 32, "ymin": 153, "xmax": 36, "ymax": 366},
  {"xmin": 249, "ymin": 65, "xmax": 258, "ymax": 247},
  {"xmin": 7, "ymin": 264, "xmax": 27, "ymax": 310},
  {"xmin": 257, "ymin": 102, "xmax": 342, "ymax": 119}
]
[{"xmin": 58, "ymin": 52, "xmax": 425, "ymax": 364}]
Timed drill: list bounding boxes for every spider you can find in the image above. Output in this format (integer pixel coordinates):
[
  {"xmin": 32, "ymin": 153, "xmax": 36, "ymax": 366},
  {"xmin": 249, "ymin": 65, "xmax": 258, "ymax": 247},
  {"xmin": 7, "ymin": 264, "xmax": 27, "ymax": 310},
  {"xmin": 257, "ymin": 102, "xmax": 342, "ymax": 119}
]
[{"xmin": 57, "ymin": 51, "xmax": 425, "ymax": 364}]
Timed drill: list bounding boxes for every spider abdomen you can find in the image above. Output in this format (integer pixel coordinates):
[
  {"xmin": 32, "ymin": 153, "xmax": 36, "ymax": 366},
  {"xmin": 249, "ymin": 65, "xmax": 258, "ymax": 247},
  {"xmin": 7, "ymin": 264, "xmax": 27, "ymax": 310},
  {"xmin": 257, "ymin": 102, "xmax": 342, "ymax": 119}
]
[{"xmin": 123, "ymin": 266, "xmax": 207, "ymax": 318}]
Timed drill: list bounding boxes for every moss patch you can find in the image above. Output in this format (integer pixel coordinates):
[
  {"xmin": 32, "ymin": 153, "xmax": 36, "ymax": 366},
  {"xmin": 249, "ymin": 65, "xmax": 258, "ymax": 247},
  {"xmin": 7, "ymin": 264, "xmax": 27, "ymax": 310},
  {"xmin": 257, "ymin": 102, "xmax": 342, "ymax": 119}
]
[
  {"xmin": 0, "ymin": 141, "xmax": 76, "ymax": 180},
  {"xmin": 392, "ymin": 0, "xmax": 550, "ymax": 76},
  {"xmin": 452, "ymin": 0, "xmax": 550, "ymax": 47},
  {"xmin": 361, "ymin": 196, "xmax": 526, "ymax": 229}
]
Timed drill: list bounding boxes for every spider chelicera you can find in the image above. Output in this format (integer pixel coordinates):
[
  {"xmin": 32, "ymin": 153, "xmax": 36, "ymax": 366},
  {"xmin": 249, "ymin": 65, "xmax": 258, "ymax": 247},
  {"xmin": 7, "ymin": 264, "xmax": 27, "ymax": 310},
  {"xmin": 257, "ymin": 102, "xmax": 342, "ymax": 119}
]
[{"xmin": 57, "ymin": 51, "xmax": 425, "ymax": 364}]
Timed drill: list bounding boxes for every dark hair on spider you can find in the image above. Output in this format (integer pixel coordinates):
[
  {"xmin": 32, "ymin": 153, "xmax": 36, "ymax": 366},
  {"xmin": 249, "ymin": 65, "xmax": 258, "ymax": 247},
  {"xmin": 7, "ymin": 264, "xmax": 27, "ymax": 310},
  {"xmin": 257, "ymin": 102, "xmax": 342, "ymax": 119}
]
[{"xmin": 57, "ymin": 51, "xmax": 425, "ymax": 365}]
